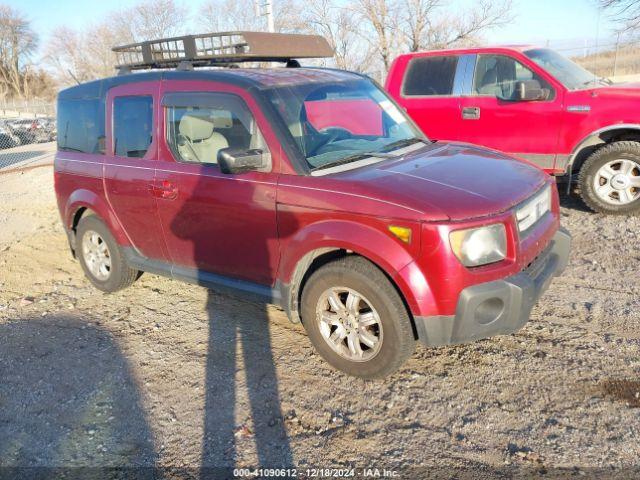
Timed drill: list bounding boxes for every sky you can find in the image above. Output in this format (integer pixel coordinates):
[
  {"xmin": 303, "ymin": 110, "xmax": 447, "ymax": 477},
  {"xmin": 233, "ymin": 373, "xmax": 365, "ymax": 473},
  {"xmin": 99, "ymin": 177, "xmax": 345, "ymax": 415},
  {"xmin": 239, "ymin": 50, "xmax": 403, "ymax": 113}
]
[{"xmin": 16, "ymin": 0, "xmax": 621, "ymax": 58}]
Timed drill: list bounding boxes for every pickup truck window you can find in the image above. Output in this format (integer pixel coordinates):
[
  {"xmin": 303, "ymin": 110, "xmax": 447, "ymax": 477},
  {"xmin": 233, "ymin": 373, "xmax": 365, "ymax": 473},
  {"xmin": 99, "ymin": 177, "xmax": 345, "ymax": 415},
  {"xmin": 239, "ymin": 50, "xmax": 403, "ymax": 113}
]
[
  {"xmin": 164, "ymin": 92, "xmax": 266, "ymax": 165},
  {"xmin": 266, "ymin": 79, "xmax": 424, "ymax": 171},
  {"xmin": 524, "ymin": 48, "xmax": 601, "ymax": 90},
  {"xmin": 113, "ymin": 96, "xmax": 153, "ymax": 158},
  {"xmin": 402, "ymin": 55, "xmax": 458, "ymax": 96},
  {"xmin": 473, "ymin": 54, "xmax": 550, "ymax": 100}
]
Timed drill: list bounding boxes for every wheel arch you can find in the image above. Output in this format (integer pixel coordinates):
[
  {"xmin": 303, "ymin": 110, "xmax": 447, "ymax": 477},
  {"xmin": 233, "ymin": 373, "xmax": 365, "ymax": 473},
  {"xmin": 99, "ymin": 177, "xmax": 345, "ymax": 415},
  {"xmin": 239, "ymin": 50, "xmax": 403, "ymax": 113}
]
[
  {"xmin": 278, "ymin": 220, "xmax": 423, "ymax": 333},
  {"xmin": 64, "ymin": 189, "xmax": 131, "ymax": 252},
  {"xmin": 569, "ymin": 124, "xmax": 640, "ymax": 175}
]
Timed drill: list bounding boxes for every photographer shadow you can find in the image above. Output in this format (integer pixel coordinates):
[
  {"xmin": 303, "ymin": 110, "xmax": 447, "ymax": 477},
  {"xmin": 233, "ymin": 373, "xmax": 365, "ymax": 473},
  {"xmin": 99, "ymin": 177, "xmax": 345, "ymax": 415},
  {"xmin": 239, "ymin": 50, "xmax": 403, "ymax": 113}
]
[
  {"xmin": 167, "ymin": 165, "xmax": 294, "ymax": 474},
  {"xmin": 0, "ymin": 315, "xmax": 156, "ymax": 475}
]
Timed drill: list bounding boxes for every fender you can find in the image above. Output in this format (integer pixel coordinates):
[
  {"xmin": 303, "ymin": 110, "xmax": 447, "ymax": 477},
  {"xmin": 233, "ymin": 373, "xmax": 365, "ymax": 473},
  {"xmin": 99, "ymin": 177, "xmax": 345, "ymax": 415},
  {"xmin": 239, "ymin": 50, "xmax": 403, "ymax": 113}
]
[
  {"xmin": 65, "ymin": 189, "xmax": 131, "ymax": 246},
  {"xmin": 278, "ymin": 219, "xmax": 426, "ymax": 320},
  {"xmin": 568, "ymin": 123, "xmax": 640, "ymax": 169}
]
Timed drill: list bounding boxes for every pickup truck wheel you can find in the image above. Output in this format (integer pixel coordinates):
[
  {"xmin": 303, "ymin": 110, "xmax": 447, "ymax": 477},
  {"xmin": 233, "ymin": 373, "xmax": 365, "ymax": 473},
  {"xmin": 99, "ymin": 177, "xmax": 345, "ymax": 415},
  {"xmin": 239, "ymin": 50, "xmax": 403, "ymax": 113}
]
[
  {"xmin": 579, "ymin": 141, "xmax": 640, "ymax": 214},
  {"xmin": 300, "ymin": 256, "xmax": 415, "ymax": 378},
  {"xmin": 76, "ymin": 215, "xmax": 140, "ymax": 293}
]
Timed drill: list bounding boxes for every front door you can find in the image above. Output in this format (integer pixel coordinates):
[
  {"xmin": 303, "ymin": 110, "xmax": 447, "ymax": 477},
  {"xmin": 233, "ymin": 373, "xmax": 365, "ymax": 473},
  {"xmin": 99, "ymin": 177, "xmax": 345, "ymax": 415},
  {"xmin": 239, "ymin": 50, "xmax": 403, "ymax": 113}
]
[
  {"xmin": 154, "ymin": 82, "xmax": 279, "ymax": 286},
  {"xmin": 104, "ymin": 82, "xmax": 167, "ymax": 261},
  {"xmin": 457, "ymin": 54, "xmax": 564, "ymax": 171}
]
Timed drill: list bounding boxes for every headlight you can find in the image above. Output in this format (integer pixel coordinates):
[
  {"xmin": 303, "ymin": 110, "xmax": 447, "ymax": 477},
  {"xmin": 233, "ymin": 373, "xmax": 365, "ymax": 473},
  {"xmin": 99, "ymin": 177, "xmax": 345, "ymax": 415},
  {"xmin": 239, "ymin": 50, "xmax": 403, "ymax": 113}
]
[{"xmin": 449, "ymin": 223, "xmax": 507, "ymax": 267}]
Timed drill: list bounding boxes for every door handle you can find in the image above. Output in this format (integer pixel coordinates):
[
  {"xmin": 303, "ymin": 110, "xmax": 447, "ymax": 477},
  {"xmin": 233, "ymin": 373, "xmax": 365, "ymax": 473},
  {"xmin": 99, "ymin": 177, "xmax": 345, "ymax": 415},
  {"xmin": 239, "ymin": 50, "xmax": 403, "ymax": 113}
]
[
  {"xmin": 149, "ymin": 180, "xmax": 178, "ymax": 200},
  {"xmin": 462, "ymin": 106, "xmax": 481, "ymax": 120}
]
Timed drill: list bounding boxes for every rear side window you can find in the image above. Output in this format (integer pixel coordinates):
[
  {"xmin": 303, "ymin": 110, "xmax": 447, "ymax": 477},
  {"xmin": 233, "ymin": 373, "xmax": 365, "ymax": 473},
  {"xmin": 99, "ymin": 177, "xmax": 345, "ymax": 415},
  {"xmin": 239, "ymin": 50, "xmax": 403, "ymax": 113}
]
[
  {"xmin": 57, "ymin": 99, "xmax": 105, "ymax": 154},
  {"xmin": 113, "ymin": 96, "xmax": 153, "ymax": 158},
  {"xmin": 402, "ymin": 55, "xmax": 458, "ymax": 96}
]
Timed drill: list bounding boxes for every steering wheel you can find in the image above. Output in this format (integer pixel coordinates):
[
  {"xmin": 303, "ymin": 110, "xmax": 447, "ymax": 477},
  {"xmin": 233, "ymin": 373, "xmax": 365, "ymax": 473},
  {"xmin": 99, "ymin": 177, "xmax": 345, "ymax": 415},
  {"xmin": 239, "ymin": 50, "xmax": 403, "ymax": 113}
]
[{"xmin": 319, "ymin": 127, "xmax": 352, "ymax": 143}]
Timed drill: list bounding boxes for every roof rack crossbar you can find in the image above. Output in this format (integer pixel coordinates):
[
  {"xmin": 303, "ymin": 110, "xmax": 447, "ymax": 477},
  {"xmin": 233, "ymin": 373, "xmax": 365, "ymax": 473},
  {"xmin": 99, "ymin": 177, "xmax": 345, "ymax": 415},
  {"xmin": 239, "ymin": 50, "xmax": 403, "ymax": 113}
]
[{"xmin": 113, "ymin": 31, "xmax": 334, "ymax": 71}]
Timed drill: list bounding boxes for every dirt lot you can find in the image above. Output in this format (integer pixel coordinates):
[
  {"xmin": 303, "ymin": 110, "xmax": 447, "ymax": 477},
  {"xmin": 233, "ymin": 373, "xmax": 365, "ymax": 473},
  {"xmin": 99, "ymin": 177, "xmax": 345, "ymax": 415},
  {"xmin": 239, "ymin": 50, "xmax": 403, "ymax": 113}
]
[{"xmin": 0, "ymin": 156, "xmax": 638, "ymax": 479}]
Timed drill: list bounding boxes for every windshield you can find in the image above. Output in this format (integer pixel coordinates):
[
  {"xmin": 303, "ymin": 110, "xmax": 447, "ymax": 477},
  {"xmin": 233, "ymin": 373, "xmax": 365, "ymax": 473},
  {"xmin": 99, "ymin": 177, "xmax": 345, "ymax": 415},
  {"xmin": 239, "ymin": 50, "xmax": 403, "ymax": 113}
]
[
  {"xmin": 524, "ymin": 48, "xmax": 604, "ymax": 90},
  {"xmin": 265, "ymin": 79, "xmax": 425, "ymax": 171}
]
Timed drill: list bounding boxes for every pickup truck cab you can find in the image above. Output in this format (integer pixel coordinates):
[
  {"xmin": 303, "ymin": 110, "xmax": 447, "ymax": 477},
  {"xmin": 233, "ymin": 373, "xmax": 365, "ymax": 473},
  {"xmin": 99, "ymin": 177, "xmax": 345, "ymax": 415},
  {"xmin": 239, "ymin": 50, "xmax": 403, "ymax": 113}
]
[
  {"xmin": 54, "ymin": 33, "xmax": 571, "ymax": 378},
  {"xmin": 386, "ymin": 46, "xmax": 640, "ymax": 214}
]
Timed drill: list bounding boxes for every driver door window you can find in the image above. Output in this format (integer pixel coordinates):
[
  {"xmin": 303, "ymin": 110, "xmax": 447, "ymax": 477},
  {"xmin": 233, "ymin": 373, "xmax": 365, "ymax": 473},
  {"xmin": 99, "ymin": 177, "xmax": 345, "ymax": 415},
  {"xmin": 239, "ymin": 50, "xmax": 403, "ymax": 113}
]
[
  {"xmin": 164, "ymin": 92, "xmax": 268, "ymax": 165},
  {"xmin": 473, "ymin": 54, "xmax": 550, "ymax": 100}
]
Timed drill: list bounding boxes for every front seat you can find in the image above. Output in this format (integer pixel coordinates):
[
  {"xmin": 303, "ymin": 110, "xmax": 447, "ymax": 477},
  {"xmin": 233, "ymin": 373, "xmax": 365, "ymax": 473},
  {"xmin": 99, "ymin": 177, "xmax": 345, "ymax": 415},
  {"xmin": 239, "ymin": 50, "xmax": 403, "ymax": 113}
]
[
  {"xmin": 478, "ymin": 66, "xmax": 500, "ymax": 96},
  {"xmin": 177, "ymin": 114, "xmax": 229, "ymax": 163}
]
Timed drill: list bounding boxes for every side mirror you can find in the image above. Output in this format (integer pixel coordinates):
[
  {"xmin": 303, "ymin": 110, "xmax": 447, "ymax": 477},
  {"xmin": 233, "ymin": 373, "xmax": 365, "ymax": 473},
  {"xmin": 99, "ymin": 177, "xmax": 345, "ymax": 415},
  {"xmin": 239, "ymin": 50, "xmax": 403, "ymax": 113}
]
[
  {"xmin": 218, "ymin": 148, "xmax": 268, "ymax": 174},
  {"xmin": 515, "ymin": 80, "xmax": 548, "ymax": 101}
]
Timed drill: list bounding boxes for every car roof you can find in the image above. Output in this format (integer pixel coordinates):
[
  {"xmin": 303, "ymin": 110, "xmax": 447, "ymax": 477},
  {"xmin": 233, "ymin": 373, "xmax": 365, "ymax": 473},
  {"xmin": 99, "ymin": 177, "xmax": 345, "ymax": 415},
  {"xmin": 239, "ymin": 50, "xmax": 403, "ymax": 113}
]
[
  {"xmin": 58, "ymin": 67, "xmax": 365, "ymax": 101},
  {"xmin": 397, "ymin": 45, "xmax": 540, "ymax": 59}
]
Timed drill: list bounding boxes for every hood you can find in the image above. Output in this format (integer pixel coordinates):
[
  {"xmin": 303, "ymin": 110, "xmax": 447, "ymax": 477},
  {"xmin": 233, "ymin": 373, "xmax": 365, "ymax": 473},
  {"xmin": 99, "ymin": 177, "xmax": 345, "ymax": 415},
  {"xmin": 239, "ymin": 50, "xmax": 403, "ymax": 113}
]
[
  {"xmin": 588, "ymin": 82, "xmax": 640, "ymax": 98},
  {"xmin": 329, "ymin": 142, "xmax": 548, "ymax": 221}
]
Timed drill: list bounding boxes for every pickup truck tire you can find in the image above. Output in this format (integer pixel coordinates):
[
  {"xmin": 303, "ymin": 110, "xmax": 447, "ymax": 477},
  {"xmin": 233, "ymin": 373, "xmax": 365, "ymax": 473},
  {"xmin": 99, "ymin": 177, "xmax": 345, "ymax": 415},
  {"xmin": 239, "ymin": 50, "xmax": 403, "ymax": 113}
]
[
  {"xmin": 76, "ymin": 215, "xmax": 140, "ymax": 293},
  {"xmin": 579, "ymin": 141, "xmax": 640, "ymax": 214},
  {"xmin": 300, "ymin": 256, "xmax": 415, "ymax": 378}
]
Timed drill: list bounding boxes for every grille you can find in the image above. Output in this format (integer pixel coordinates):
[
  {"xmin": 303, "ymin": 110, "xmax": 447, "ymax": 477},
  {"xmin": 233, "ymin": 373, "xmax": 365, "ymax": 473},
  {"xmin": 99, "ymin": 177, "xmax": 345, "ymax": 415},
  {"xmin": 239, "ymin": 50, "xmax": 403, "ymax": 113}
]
[{"xmin": 515, "ymin": 185, "xmax": 551, "ymax": 235}]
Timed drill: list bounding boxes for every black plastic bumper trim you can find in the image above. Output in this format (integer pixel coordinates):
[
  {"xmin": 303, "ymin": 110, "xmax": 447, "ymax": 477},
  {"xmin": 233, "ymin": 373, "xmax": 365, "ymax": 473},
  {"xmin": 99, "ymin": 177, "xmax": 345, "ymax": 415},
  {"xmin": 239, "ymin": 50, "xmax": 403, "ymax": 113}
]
[{"xmin": 414, "ymin": 226, "xmax": 571, "ymax": 347}]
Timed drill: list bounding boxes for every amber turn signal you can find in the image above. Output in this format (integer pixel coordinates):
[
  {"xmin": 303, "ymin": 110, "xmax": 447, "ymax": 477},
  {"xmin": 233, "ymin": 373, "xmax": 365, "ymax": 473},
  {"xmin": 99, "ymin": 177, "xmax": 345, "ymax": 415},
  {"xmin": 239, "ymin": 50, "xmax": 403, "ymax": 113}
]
[{"xmin": 388, "ymin": 225, "xmax": 412, "ymax": 243}]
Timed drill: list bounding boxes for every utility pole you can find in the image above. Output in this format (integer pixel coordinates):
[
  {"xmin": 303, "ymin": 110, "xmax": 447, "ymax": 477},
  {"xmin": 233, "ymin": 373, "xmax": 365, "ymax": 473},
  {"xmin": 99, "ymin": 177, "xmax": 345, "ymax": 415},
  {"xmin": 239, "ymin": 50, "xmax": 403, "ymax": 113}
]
[
  {"xmin": 613, "ymin": 32, "xmax": 620, "ymax": 79},
  {"xmin": 255, "ymin": 0, "xmax": 275, "ymax": 32}
]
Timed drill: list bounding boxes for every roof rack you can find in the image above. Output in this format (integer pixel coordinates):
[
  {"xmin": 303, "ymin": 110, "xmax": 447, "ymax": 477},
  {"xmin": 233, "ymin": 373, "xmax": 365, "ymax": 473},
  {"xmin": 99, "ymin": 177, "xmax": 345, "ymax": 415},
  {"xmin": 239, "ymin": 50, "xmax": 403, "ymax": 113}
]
[{"xmin": 113, "ymin": 31, "xmax": 334, "ymax": 72}]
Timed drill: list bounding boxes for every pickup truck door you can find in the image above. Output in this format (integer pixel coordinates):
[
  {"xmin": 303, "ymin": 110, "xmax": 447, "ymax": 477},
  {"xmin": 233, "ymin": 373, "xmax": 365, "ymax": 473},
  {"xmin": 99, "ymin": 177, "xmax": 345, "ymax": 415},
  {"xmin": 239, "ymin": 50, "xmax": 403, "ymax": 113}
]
[
  {"xmin": 154, "ymin": 83, "xmax": 279, "ymax": 286},
  {"xmin": 392, "ymin": 54, "xmax": 472, "ymax": 142},
  {"xmin": 457, "ymin": 54, "xmax": 564, "ymax": 172}
]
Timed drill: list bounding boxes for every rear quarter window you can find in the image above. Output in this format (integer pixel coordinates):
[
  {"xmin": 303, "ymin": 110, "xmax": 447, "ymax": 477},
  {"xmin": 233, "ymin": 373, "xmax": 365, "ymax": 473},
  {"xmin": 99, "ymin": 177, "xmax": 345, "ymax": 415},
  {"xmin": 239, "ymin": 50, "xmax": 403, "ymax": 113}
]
[
  {"xmin": 402, "ymin": 55, "xmax": 458, "ymax": 96},
  {"xmin": 57, "ymin": 99, "xmax": 105, "ymax": 154}
]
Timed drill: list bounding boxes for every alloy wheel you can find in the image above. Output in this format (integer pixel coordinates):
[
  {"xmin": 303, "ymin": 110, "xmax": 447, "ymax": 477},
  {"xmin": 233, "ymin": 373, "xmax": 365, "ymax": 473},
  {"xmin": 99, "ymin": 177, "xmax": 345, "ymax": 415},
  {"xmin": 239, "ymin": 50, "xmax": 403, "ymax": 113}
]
[
  {"xmin": 315, "ymin": 287, "xmax": 383, "ymax": 362},
  {"xmin": 81, "ymin": 230, "xmax": 112, "ymax": 281},
  {"xmin": 593, "ymin": 158, "xmax": 640, "ymax": 205}
]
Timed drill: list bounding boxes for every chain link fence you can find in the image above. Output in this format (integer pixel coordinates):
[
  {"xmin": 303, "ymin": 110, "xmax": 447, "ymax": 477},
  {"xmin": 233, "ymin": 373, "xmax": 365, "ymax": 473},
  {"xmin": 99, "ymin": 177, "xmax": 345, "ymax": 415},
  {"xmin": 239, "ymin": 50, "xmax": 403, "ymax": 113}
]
[
  {"xmin": 0, "ymin": 100, "xmax": 56, "ymax": 171},
  {"xmin": 546, "ymin": 37, "xmax": 640, "ymax": 83}
]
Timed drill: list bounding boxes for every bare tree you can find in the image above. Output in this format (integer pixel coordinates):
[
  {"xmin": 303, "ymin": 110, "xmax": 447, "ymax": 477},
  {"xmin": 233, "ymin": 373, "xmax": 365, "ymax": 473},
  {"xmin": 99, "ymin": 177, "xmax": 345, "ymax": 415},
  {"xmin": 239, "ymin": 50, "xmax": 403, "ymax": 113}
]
[
  {"xmin": 45, "ymin": 0, "xmax": 189, "ymax": 87},
  {"xmin": 113, "ymin": 0, "xmax": 189, "ymax": 41},
  {"xmin": 356, "ymin": 0, "xmax": 402, "ymax": 72},
  {"xmin": 0, "ymin": 5, "xmax": 38, "ymax": 98},
  {"xmin": 299, "ymin": 0, "xmax": 373, "ymax": 72},
  {"xmin": 601, "ymin": 0, "xmax": 640, "ymax": 31},
  {"xmin": 357, "ymin": 0, "xmax": 513, "ymax": 73},
  {"xmin": 198, "ymin": 0, "xmax": 306, "ymax": 33}
]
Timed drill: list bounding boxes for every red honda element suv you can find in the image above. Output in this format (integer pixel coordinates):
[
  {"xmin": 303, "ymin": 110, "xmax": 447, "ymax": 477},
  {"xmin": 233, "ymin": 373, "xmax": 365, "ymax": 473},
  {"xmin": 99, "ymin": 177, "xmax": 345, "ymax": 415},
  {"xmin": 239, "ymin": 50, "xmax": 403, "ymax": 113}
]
[{"xmin": 54, "ymin": 32, "xmax": 571, "ymax": 378}]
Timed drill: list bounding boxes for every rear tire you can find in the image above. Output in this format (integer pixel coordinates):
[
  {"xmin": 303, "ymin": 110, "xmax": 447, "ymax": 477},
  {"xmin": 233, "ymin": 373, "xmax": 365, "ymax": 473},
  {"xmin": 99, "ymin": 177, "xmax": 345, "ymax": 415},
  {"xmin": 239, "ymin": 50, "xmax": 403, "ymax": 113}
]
[
  {"xmin": 76, "ymin": 215, "xmax": 140, "ymax": 293},
  {"xmin": 578, "ymin": 141, "xmax": 640, "ymax": 214},
  {"xmin": 300, "ymin": 256, "xmax": 415, "ymax": 378}
]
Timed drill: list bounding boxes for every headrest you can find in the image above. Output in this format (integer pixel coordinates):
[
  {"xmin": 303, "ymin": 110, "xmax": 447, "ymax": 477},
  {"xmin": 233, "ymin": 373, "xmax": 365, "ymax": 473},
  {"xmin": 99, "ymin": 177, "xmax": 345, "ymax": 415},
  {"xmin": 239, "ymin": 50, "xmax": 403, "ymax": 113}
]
[{"xmin": 179, "ymin": 114, "xmax": 215, "ymax": 141}]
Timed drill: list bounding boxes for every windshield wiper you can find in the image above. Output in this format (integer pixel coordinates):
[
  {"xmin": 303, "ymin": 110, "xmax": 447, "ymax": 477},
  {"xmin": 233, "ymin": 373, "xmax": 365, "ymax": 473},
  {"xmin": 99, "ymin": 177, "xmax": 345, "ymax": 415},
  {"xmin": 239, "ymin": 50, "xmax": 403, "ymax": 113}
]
[
  {"xmin": 379, "ymin": 137, "xmax": 426, "ymax": 153},
  {"xmin": 313, "ymin": 150, "xmax": 399, "ymax": 171}
]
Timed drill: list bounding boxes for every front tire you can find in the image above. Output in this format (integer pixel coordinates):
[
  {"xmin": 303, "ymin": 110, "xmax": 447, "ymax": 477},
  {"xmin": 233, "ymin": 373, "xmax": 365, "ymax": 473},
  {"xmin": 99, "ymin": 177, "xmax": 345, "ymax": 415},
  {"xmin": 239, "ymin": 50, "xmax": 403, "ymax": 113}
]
[
  {"xmin": 76, "ymin": 215, "xmax": 140, "ymax": 293},
  {"xmin": 578, "ymin": 141, "xmax": 640, "ymax": 214},
  {"xmin": 300, "ymin": 256, "xmax": 415, "ymax": 378}
]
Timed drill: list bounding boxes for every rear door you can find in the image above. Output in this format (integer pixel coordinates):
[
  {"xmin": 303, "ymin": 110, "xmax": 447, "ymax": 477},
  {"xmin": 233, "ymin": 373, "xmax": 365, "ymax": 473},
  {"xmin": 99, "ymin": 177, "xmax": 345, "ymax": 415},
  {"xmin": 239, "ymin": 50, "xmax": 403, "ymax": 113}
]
[
  {"xmin": 457, "ymin": 53, "xmax": 564, "ymax": 171},
  {"xmin": 392, "ymin": 53, "xmax": 471, "ymax": 141},
  {"xmin": 104, "ymin": 82, "xmax": 167, "ymax": 261}
]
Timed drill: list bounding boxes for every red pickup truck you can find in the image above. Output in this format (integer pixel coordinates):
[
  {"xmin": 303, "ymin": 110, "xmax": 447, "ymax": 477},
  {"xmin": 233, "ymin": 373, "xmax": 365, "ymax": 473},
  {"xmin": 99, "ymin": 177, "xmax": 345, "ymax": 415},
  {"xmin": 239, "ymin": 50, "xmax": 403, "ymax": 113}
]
[
  {"xmin": 386, "ymin": 46, "xmax": 640, "ymax": 214},
  {"xmin": 54, "ymin": 33, "xmax": 570, "ymax": 377}
]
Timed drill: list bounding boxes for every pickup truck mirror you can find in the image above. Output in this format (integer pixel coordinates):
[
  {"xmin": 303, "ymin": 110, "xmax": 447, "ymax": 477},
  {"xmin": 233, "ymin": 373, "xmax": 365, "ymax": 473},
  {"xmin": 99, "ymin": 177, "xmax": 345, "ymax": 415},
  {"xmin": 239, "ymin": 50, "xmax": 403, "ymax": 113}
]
[
  {"xmin": 515, "ymin": 80, "xmax": 548, "ymax": 101},
  {"xmin": 218, "ymin": 147, "xmax": 268, "ymax": 174}
]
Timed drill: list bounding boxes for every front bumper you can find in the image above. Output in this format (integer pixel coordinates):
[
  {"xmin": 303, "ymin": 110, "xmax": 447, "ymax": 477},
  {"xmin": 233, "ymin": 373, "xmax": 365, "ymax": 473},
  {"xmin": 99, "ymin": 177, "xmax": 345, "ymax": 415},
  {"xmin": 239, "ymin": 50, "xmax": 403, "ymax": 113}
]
[{"xmin": 414, "ymin": 227, "xmax": 571, "ymax": 346}]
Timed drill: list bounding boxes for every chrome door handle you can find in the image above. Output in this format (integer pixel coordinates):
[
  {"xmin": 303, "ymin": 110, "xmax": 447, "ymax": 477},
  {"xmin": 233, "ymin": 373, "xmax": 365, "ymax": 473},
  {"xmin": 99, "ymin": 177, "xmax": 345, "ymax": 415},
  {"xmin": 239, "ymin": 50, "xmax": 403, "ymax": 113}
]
[{"xmin": 462, "ymin": 106, "xmax": 480, "ymax": 120}]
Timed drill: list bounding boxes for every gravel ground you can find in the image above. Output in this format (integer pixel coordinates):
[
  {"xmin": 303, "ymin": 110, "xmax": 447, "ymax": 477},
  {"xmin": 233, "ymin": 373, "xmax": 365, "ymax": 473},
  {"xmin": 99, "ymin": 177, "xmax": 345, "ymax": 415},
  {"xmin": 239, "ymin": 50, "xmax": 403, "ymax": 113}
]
[{"xmin": 0, "ymin": 161, "xmax": 638, "ymax": 479}]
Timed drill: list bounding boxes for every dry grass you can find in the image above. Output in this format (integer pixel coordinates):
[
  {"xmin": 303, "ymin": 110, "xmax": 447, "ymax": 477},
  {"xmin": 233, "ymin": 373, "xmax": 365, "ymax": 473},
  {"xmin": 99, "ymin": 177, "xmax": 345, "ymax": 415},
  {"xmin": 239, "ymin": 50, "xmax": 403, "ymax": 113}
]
[{"xmin": 573, "ymin": 43, "xmax": 640, "ymax": 78}]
